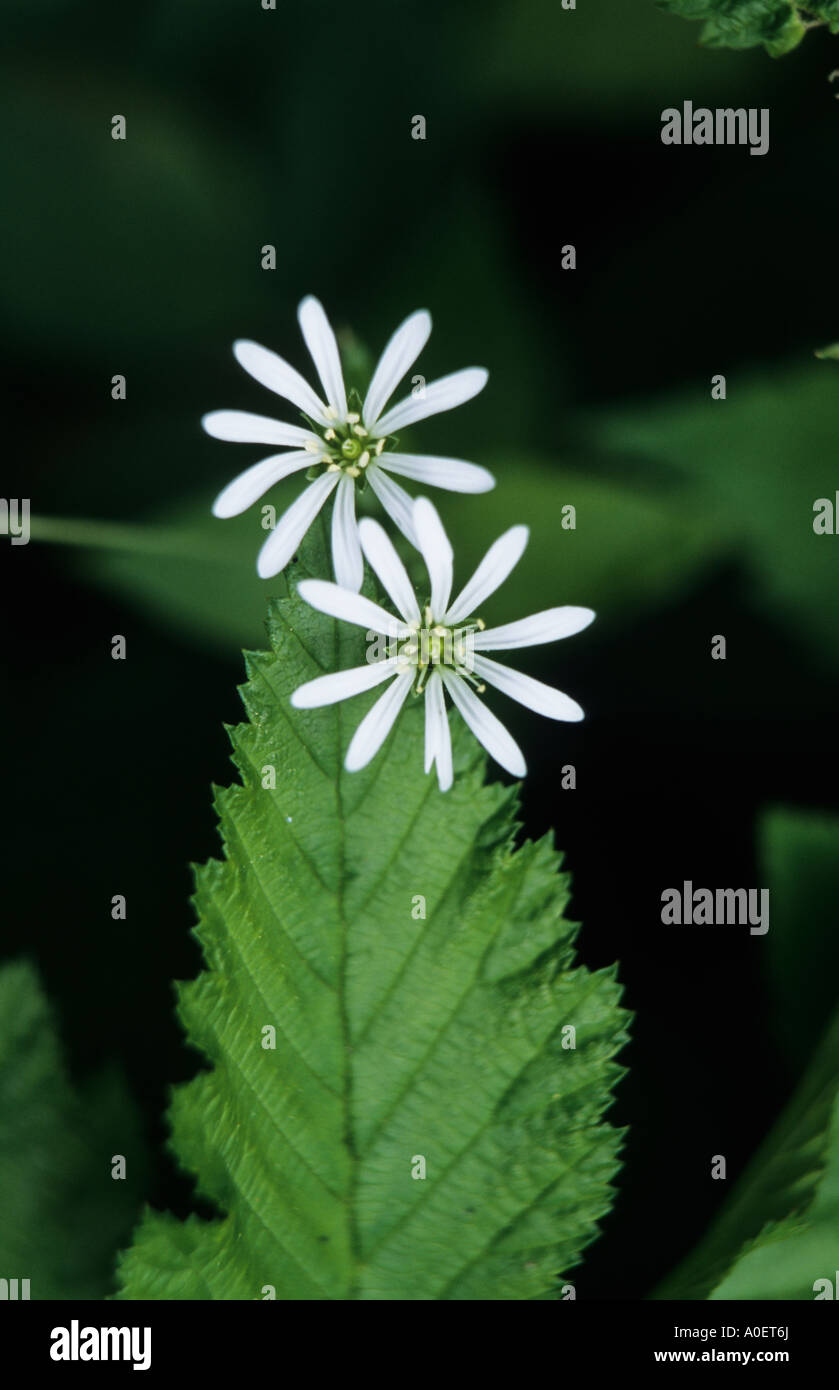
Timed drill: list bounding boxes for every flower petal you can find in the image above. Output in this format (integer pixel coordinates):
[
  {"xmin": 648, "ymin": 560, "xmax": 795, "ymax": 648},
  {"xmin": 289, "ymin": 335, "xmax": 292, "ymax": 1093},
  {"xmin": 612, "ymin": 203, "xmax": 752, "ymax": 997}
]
[
  {"xmin": 423, "ymin": 670, "xmax": 440, "ymax": 774},
  {"xmin": 357, "ymin": 517, "xmax": 421, "ymax": 624},
  {"xmin": 233, "ymin": 339, "xmax": 330, "ymax": 425},
  {"xmin": 297, "ymin": 296, "xmax": 348, "ymax": 420},
  {"xmin": 362, "ymin": 309, "xmax": 432, "ymax": 430},
  {"xmin": 366, "ymin": 465, "xmax": 418, "ymax": 544},
  {"xmin": 439, "ymin": 667, "xmax": 526, "ymax": 778},
  {"xmin": 444, "ymin": 524, "xmax": 529, "ymax": 626},
  {"xmin": 345, "ymin": 671, "xmax": 414, "ymax": 772},
  {"xmin": 424, "ymin": 672, "xmax": 452, "ymax": 790},
  {"xmin": 472, "ymin": 654, "xmax": 584, "ymax": 721},
  {"xmin": 296, "ymin": 579, "xmax": 409, "ymax": 637},
  {"xmin": 413, "ymin": 497, "xmax": 453, "ymax": 619},
  {"xmin": 255, "ymin": 472, "xmax": 339, "ymax": 578},
  {"xmin": 331, "ymin": 474, "xmax": 364, "ymax": 592},
  {"xmin": 474, "ymin": 606, "xmax": 595, "ymax": 651},
  {"xmin": 212, "ymin": 451, "xmax": 315, "ymax": 519},
  {"xmin": 201, "ymin": 410, "xmax": 318, "ymax": 449},
  {"xmin": 377, "ymin": 452, "xmax": 494, "ymax": 494},
  {"xmin": 374, "ymin": 367, "xmax": 488, "ymax": 435},
  {"xmin": 290, "ymin": 656, "xmax": 400, "ymax": 709}
]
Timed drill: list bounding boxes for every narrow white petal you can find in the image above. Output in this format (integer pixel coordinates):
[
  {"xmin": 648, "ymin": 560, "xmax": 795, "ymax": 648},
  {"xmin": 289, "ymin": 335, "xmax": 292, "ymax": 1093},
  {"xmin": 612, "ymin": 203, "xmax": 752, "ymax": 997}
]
[
  {"xmin": 256, "ymin": 473, "xmax": 338, "ymax": 579},
  {"xmin": 331, "ymin": 475, "xmax": 364, "ymax": 592},
  {"xmin": 423, "ymin": 670, "xmax": 441, "ymax": 774},
  {"xmin": 474, "ymin": 606, "xmax": 596, "ymax": 651},
  {"xmin": 434, "ymin": 700, "xmax": 453, "ymax": 789},
  {"xmin": 366, "ymin": 465, "xmax": 418, "ymax": 544},
  {"xmin": 439, "ymin": 667, "xmax": 526, "ymax": 778},
  {"xmin": 357, "ymin": 517, "xmax": 421, "ymax": 624},
  {"xmin": 413, "ymin": 497, "xmax": 453, "ymax": 618},
  {"xmin": 345, "ymin": 671, "xmax": 414, "ymax": 772},
  {"xmin": 424, "ymin": 672, "xmax": 452, "ymax": 790},
  {"xmin": 297, "ymin": 579, "xmax": 409, "ymax": 637},
  {"xmin": 374, "ymin": 367, "xmax": 488, "ymax": 435},
  {"xmin": 201, "ymin": 410, "xmax": 318, "ymax": 448},
  {"xmin": 291, "ymin": 656, "xmax": 400, "ymax": 709},
  {"xmin": 362, "ymin": 309, "xmax": 432, "ymax": 429},
  {"xmin": 298, "ymin": 296, "xmax": 348, "ymax": 419},
  {"xmin": 377, "ymin": 452, "xmax": 495, "ymax": 494},
  {"xmin": 233, "ymin": 339, "xmax": 329, "ymax": 425},
  {"xmin": 212, "ymin": 451, "xmax": 314, "ymax": 519},
  {"xmin": 473, "ymin": 654, "xmax": 584, "ymax": 721},
  {"xmin": 444, "ymin": 525, "xmax": 529, "ymax": 626}
]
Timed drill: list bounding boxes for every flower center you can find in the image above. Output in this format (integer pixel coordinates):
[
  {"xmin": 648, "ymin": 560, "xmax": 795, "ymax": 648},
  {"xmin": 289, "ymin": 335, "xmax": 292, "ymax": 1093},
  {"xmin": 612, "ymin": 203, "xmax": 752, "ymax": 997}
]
[
  {"xmin": 393, "ymin": 608, "xmax": 486, "ymax": 694},
  {"xmin": 305, "ymin": 412, "xmax": 387, "ymax": 482}
]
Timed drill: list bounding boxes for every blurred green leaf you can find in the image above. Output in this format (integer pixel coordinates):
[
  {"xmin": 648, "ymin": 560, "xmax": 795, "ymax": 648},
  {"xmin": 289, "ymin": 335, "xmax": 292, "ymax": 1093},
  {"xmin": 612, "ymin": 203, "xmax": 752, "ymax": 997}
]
[
  {"xmin": 0, "ymin": 65, "xmax": 268, "ymax": 360},
  {"xmin": 34, "ymin": 450, "xmax": 725, "ymax": 653},
  {"xmin": 653, "ymin": 808, "xmax": 839, "ymax": 1299},
  {"xmin": 478, "ymin": 0, "xmax": 774, "ymax": 116},
  {"xmin": 0, "ymin": 960, "xmax": 147, "ymax": 1298},
  {"xmin": 760, "ymin": 808, "xmax": 839, "ymax": 1070},
  {"xmin": 653, "ymin": 1006, "xmax": 839, "ymax": 1298},
  {"xmin": 592, "ymin": 364, "xmax": 839, "ymax": 672},
  {"xmin": 709, "ymin": 1084, "xmax": 839, "ymax": 1297},
  {"xmin": 815, "ymin": 342, "xmax": 839, "ymax": 360}
]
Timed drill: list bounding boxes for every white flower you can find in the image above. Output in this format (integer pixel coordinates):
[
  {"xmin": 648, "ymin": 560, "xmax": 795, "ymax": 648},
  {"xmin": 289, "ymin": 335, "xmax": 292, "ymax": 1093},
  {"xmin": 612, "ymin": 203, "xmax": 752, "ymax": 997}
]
[
  {"xmin": 203, "ymin": 296, "xmax": 493, "ymax": 587},
  {"xmin": 290, "ymin": 498, "xmax": 594, "ymax": 790}
]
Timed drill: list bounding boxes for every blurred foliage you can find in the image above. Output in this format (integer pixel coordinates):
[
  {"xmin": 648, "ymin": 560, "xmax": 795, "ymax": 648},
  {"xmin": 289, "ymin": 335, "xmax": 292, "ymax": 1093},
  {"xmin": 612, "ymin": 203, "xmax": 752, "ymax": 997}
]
[
  {"xmin": 656, "ymin": 0, "xmax": 839, "ymax": 56},
  {"xmin": 653, "ymin": 808, "xmax": 839, "ymax": 1298},
  {"xmin": 591, "ymin": 364, "xmax": 839, "ymax": 675},
  {"xmin": 31, "ymin": 449, "xmax": 725, "ymax": 653},
  {"xmin": 35, "ymin": 356, "xmax": 839, "ymax": 687},
  {"xmin": 480, "ymin": 0, "xmax": 773, "ymax": 112},
  {"xmin": 0, "ymin": 961, "xmax": 147, "ymax": 1298},
  {"xmin": 760, "ymin": 807, "xmax": 839, "ymax": 1069}
]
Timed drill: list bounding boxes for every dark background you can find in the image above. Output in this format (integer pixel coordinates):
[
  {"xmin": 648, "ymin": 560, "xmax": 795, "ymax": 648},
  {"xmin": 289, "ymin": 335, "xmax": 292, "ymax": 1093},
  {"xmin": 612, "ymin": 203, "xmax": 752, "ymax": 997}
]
[{"xmin": 2, "ymin": 0, "xmax": 839, "ymax": 1297}]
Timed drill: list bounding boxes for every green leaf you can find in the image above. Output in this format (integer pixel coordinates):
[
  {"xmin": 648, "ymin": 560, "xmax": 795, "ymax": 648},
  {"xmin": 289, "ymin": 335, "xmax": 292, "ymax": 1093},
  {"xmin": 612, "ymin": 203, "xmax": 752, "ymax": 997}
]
[
  {"xmin": 653, "ymin": 809, "xmax": 839, "ymax": 1299},
  {"xmin": 0, "ymin": 960, "xmax": 147, "ymax": 1298},
  {"xmin": 32, "ymin": 449, "xmax": 723, "ymax": 654},
  {"xmin": 815, "ymin": 342, "xmax": 839, "ymax": 360},
  {"xmin": 591, "ymin": 363, "xmax": 839, "ymax": 676},
  {"xmin": 0, "ymin": 64, "xmax": 269, "ymax": 361},
  {"xmin": 115, "ymin": 525, "xmax": 630, "ymax": 1300},
  {"xmin": 654, "ymin": 1006, "xmax": 839, "ymax": 1299},
  {"xmin": 760, "ymin": 807, "xmax": 839, "ymax": 1070},
  {"xmin": 656, "ymin": 0, "xmax": 807, "ymax": 56},
  {"xmin": 815, "ymin": 0, "xmax": 839, "ymax": 29}
]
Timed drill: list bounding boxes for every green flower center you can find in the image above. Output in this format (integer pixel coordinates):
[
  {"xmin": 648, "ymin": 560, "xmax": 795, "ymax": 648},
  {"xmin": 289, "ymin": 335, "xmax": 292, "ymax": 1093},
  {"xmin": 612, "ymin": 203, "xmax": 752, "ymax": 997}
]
[
  {"xmin": 305, "ymin": 411, "xmax": 388, "ymax": 484},
  {"xmin": 391, "ymin": 609, "xmax": 486, "ymax": 695}
]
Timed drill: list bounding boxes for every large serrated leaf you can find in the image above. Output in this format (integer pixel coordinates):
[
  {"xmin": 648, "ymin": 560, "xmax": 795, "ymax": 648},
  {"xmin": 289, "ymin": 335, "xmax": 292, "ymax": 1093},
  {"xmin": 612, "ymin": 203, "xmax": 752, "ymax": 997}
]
[{"xmin": 116, "ymin": 524, "xmax": 629, "ymax": 1301}]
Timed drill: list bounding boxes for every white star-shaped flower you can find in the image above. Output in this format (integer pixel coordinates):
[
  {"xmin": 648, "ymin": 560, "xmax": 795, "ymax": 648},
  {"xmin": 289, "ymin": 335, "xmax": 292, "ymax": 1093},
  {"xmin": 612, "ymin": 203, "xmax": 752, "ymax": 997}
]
[
  {"xmin": 291, "ymin": 498, "xmax": 594, "ymax": 790},
  {"xmin": 203, "ymin": 296, "xmax": 493, "ymax": 587}
]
